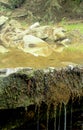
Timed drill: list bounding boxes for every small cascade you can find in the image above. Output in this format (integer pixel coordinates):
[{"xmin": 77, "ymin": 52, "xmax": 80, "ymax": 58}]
[
  {"xmin": 70, "ymin": 103, "xmax": 72, "ymax": 130},
  {"xmin": 58, "ymin": 105, "xmax": 61, "ymax": 130},
  {"xmin": 54, "ymin": 107, "xmax": 56, "ymax": 130},
  {"xmin": 64, "ymin": 104, "xmax": 67, "ymax": 130},
  {"xmin": 37, "ymin": 106, "xmax": 40, "ymax": 130},
  {"xmin": 6, "ymin": 68, "xmax": 17, "ymax": 76}
]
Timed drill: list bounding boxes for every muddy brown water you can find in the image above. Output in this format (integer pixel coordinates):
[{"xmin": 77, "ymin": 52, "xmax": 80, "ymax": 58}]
[
  {"xmin": 0, "ymin": 46, "xmax": 83, "ymax": 69},
  {"xmin": 0, "ymin": 45, "xmax": 83, "ymax": 130}
]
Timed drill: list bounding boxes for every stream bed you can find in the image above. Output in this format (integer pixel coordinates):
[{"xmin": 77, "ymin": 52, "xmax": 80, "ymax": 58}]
[{"xmin": 0, "ymin": 44, "xmax": 83, "ymax": 69}]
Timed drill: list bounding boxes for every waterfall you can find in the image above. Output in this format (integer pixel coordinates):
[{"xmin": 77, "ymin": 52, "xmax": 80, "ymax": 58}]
[
  {"xmin": 64, "ymin": 104, "xmax": 67, "ymax": 130},
  {"xmin": 70, "ymin": 103, "xmax": 72, "ymax": 130},
  {"xmin": 6, "ymin": 68, "xmax": 17, "ymax": 76},
  {"xmin": 54, "ymin": 107, "xmax": 56, "ymax": 130},
  {"xmin": 58, "ymin": 105, "xmax": 61, "ymax": 130}
]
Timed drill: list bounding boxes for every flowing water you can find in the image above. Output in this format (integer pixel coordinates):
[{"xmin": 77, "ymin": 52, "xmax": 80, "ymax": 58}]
[
  {"xmin": 0, "ymin": 44, "xmax": 83, "ymax": 69},
  {"xmin": 58, "ymin": 106, "xmax": 61, "ymax": 130},
  {"xmin": 0, "ymin": 99, "xmax": 83, "ymax": 130},
  {"xmin": 0, "ymin": 43, "xmax": 83, "ymax": 130},
  {"xmin": 64, "ymin": 105, "xmax": 67, "ymax": 130},
  {"xmin": 54, "ymin": 107, "xmax": 56, "ymax": 130},
  {"xmin": 70, "ymin": 103, "xmax": 72, "ymax": 130}
]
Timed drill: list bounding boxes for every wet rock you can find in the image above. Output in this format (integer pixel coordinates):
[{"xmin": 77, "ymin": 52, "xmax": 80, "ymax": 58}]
[
  {"xmin": 0, "ymin": 18, "xmax": 79, "ymax": 55},
  {"xmin": 53, "ymin": 44, "xmax": 65, "ymax": 52},
  {"xmin": 0, "ymin": 66, "xmax": 83, "ymax": 109},
  {"xmin": 61, "ymin": 61, "xmax": 77, "ymax": 67},
  {"xmin": 29, "ymin": 22, "xmax": 40, "ymax": 29},
  {"xmin": 28, "ymin": 26, "xmax": 51, "ymax": 40},
  {"xmin": 20, "ymin": 35, "xmax": 52, "ymax": 57},
  {"xmin": 60, "ymin": 38, "xmax": 71, "ymax": 47},
  {"xmin": 53, "ymin": 27, "xmax": 66, "ymax": 41},
  {"xmin": 0, "ymin": 18, "xmax": 68, "ymax": 51},
  {"xmin": 28, "ymin": 25, "xmax": 66, "ymax": 42},
  {"xmin": 0, "ymin": 45, "xmax": 9, "ymax": 53},
  {"xmin": 0, "ymin": 19, "xmax": 23, "ymax": 47},
  {"xmin": 0, "ymin": 15, "xmax": 8, "ymax": 26},
  {"xmin": 8, "ymin": 19, "xmax": 22, "ymax": 29}
]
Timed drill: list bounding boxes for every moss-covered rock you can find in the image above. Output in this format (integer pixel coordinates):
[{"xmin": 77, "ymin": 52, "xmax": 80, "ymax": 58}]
[{"xmin": 0, "ymin": 66, "xmax": 83, "ymax": 109}]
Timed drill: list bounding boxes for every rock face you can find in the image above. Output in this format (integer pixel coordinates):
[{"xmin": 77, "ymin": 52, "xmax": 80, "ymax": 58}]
[{"xmin": 0, "ymin": 66, "xmax": 83, "ymax": 109}]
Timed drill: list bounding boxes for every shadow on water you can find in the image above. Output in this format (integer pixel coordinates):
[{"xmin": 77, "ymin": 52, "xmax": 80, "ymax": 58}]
[{"xmin": 0, "ymin": 97, "xmax": 83, "ymax": 130}]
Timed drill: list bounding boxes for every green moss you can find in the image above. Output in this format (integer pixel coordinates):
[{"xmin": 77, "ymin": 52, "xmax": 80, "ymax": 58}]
[
  {"xmin": 63, "ymin": 23, "xmax": 83, "ymax": 34},
  {"xmin": 64, "ymin": 44, "xmax": 83, "ymax": 53}
]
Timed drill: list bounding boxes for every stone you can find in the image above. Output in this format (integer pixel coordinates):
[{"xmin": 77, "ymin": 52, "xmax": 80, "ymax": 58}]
[
  {"xmin": 61, "ymin": 61, "xmax": 77, "ymax": 67},
  {"xmin": 28, "ymin": 25, "xmax": 66, "ymax": 42},
  {"xmin": 53, "ymin": 27, "xmax": 66, "ymax": 41},
  {"xmin": 29, "ymin": 22, "xmax": 40, "ymax": 29},
  {"xmin": 60, "ymin": 38, "xmax": 71, "ymax": 47},
  {"xmin": 0, "ymin": 45, "xmax": 9, "ymax": 53},
  {"xmin": 53, "ymin": 45, "xmax": 65, "ymax": 52},
  {"xmin": 0, "ymin": 19, "xmax": 23, "ymax": 47},
  {"xmin": 0, "ymin": 67, "xmax": 83, "ymax": 109},
  {"xmin": 8, "ymin": 19, "xmax": 22, "ymax": 29},
  {"xmin": 11, "ymin": 8, "xmax": 28, "ymax": 18},
  {"xmin": 0, "ymin": 18, "xmax": 67, "ymax": 51},
  {"xmin": 0, "ymin": 16, "xmax": 8, "ymax": 26},
  {"xmin": 28, "ymin": 26, "xmax": 53, "ymax": 40},
  {"xmin": 20, "ymin": 35, "xmax": 52, "ymax": 57}
]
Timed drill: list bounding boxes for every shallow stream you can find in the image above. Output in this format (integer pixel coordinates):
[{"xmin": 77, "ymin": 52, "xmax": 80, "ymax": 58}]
[
  {"xmin": 0, "ymin": 43, "xmax": 83, "ymax": 130},
  {"xmin": 0, "ymin": 44, "xmax": 83, "ymax": 69}
]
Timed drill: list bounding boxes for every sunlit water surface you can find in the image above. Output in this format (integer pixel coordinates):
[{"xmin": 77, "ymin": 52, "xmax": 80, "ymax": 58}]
[
  {"xmin": 0, "ymin": 45, "xmax": 83, "ymax": 130},
  {"xmin": 0, "ymin": 45, "xmax": 83, "ymax": 69}
]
